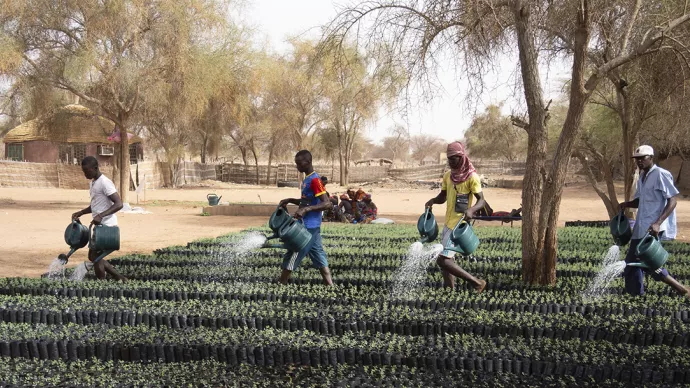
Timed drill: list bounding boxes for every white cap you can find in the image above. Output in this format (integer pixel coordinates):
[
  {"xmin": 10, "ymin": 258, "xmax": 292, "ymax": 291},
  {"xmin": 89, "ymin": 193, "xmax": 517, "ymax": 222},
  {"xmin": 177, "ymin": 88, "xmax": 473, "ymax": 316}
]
[{"xmin": 632, "ymin": 145, "xmax": 654, "ymax": 158}]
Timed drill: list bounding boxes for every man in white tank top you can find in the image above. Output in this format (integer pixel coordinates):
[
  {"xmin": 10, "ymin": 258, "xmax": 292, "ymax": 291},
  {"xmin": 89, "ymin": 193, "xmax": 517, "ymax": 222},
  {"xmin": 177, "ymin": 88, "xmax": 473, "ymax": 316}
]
[{"xmin": 71, "ymin": 156, "xmax": 127, "ymax": 281}]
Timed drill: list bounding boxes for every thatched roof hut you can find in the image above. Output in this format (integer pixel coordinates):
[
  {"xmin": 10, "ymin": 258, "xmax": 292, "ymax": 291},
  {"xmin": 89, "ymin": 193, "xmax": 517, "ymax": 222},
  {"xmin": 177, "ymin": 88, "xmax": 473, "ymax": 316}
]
[
  {"xmin": 3, "ymin": 104, "xmax": 143, "ymax": 164},
  {"xmin": 3, "ymin": 104, "xmax": 143, "ymax": 144}
]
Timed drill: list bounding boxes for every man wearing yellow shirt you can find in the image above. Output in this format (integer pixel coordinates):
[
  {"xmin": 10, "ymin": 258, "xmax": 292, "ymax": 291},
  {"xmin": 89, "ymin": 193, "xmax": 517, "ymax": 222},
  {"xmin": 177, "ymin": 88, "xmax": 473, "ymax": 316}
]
[{"xmin": 425, "ymin": 141, "xmax": 487, "ymax": 293}]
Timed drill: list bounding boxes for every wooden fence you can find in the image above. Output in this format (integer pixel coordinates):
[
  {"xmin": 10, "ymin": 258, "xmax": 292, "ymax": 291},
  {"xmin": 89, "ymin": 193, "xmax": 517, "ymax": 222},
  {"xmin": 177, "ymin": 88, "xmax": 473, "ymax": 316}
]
[
  {"xmin": 0, "ymin": 159, "xmax": 549, "ymax": 189},
  {"xmin": 218, "ymin": 163, "xmax": 392, "ymax": 185},
  {"xmin": 0, "ymin": 160, "xmax": 219, "ymax": 190},
  {"xmin": 0, "ymin": 160, "xmax": 115, "ymax": 189},
  {"xmin": 218, "ymin": 160, "xmax": 527, "ymax": 185}
]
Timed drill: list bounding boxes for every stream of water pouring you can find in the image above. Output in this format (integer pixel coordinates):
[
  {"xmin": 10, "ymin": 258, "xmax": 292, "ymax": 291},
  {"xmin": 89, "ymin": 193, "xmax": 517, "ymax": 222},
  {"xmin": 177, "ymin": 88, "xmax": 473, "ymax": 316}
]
[
  {"xmin": 46, "ymin": 258, "xmax": 66, "ymax": 280},
  {"xmin": 234, "ymin": 231, "xmax": 268, "ymax": 254},
  {"xmin": 69, "ymin": 262, "xmax": 90, "ymax": 281},
  {"xmin": 582, "ymin": 245, "xmax": 626, "ymax": 299},
  {"xmin": 213, "ymin": 231, "xmax": 268, "ymax": 280},
  {"xmin": 390, "ymin": 242, "xmax": 444, "ymax": 300}
]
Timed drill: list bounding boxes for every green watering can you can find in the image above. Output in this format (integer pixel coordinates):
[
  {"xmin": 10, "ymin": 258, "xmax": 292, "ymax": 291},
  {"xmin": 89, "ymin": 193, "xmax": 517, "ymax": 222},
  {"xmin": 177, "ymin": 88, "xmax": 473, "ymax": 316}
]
[
  {"xmin": 628, "ymin": 232, "xmax": 669, "ymax": 272},
  {"xmin": 89, "ymin": 224, "xmax": 121, "ymax": 263},
  {"xmin": 262, "ymin": 207, "xmax": 313, "ymax": 252},
  {"xmin": 417, "ymin": 207, "xmax": 439, "ymax": 243},
  {"xmin": 444, "ymin": 216, "xmax": 480, "ymax": 255},
  {"xmin": 207, "ymin": 193, "xmax": 222, "ymax": 206},
  {"xmin": 610, "ymin": 210, "xmax": 632, "ymax": 246},
  {"xmin": 58, "ymin": 220, "xmax": 91, "ymax": 264},
  {"xmin": 267, "ymin": 206, "xmax": 292, "ymax": 239}
]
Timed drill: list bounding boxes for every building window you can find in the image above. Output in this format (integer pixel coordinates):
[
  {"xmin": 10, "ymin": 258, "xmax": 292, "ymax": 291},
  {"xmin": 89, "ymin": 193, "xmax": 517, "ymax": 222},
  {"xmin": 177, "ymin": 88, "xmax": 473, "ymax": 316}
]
[
  {"xmin": 73, "ymin": 144, "xmax": 86, "ymax": 163},
  {"xmin": 58, "ymin": 143, "xmax": 87, "ymax": 164},
  {"xmin": 129, "ymin": 144, "xmax": 139, "ymax": 164},
  {"xmin": 7, "ymin": 143, "xmax": 23, "ymax": 161}
]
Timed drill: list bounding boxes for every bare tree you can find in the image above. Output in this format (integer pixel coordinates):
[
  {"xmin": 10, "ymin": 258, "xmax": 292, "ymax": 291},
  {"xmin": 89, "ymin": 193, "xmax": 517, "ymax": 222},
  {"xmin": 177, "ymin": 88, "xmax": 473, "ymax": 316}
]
[
  {"xmin": 571, "ymin": 103, "xmax": 623, "ymax": 218},
  {"xmin": 318, "ymin": 43, "xmax": 404, "ymax": 186},
  {"xmin": 386, "ymin": 124, "xmax": 412, "ymax": 162},
  {"xmin": 581, "ymin": 3, "xmax": 690, "ymax": 215},
  {"xmin": 273, "ymin": 40, "xmax": 328, "ymax": 150},
  {"xmin": 410, "ymin": 134, "xmax": 445, "ymax": 164}
]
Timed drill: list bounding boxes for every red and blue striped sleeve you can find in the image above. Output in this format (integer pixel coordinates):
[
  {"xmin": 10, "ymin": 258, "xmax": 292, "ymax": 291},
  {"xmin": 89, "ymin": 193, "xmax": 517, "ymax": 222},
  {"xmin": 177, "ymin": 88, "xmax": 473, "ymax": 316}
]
[{"xmin": 311, "ymin": 177, "xmax": 327, "ymax": 197}]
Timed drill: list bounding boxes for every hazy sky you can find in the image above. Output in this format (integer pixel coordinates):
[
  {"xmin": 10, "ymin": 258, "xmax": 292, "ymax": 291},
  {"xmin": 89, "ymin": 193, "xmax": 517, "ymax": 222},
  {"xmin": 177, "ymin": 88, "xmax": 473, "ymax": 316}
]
[{"xmin": 245, "ymin": 0, "xmax": 571, "ymax": 144}]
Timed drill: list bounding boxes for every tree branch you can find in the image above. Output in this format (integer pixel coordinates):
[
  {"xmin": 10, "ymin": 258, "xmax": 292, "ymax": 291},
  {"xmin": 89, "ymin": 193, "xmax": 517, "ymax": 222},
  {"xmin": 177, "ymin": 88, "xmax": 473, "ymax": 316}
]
[
  {"xmin": 620, "ymin": 0, "xmax": 642, "ymax": 55},
  {"xmin": 586, "ymin": 13, "xmax": 690, "ymax": 91},
  {"xmin": 589, "ymin": 98, "xmax": 617, "ymax": 111},
  {"xmin": 511, "ymin": 115, "xmax": 529, "ymax": 130}
]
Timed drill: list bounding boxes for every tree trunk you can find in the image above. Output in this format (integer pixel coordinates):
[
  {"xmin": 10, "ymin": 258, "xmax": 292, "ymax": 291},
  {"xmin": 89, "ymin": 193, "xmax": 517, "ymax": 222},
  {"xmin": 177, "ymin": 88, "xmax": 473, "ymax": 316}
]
[
  {"xmin": 576, "ymin": 153, "xmax": 618, "ymax": 217},
  {"xmin": 118, "ymin": 115, "xmax": 130, "ymax": 203},
  {"xmin": 239, "ymin": 147, "xmax": 248, "ymax": 165},
  {"xmin": 330, "ymin": 152, "xmax": 336, "ymax": 183},
  {"xmin": 294, "ymin": 129, "xmax": 304, "ymax": 151},
  {"xmin": 266, "ymin": 146, "xmax": 274, "ymax": 186},
  {"xmin": 532, "ymin": 2, "xmax": 591, "ymax": 286},
  {"xmin": 513, "ymin": 2, "xmax": 548, "ymax": 284},
  {"xmin": 200, "ymin": 133, "xmax": 208, "ymax": 164},
  {"xmin": 619, "ymin": 93, "xmax": 641, "ymax": 218},
  {"xmin": 338, "ymin": 143, "xmax": 346, "ymax": 186},
  {"xmin": 344, "ymin": 135, "xmax": 355, "ymax": 187},
  {"xmin": 602, "ymin": 156, "xmax": 620, "ymax": 216},
  {"xmin": 112, "ymin": 145, "xmax": 121, "ymax": 193},
  {"xmin": 250, "ymin": 146, "xmax": 260, "ymax": 185}
]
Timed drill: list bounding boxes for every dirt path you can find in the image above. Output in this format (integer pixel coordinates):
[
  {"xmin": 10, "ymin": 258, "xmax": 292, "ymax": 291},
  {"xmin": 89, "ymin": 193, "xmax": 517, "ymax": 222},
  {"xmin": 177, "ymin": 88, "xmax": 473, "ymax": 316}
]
[
  {"xmin": 1, "ymin": 183, "xmax": 689, "ymax": 278},
  {"xmin": 0, "ymin": 195, "xmax": 266, "ymax": 277}
]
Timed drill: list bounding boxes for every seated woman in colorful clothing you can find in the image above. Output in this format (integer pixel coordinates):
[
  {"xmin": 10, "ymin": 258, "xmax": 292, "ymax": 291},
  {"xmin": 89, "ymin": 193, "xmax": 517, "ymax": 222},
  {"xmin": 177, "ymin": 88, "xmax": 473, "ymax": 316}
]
[
  {"xmin": 361, "ymin": 194, "xmax": 378, "ymax": 223},
  {"xmin": 339, "ymin": 193, "xmax": 355, "ymax": 222},
  {"xmin": 351, "ymin": 188, "xmax": 367, "ymax": 222},
  {"xmin": 354, "ymin": 188, "xmax": 366, "ymax": 201}
]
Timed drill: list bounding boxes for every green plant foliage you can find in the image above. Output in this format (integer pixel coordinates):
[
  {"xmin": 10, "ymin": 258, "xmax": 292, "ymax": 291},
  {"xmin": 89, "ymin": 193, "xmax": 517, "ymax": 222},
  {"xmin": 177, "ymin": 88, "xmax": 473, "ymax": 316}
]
[{"xmin": 1, "ymin": 224, "xmax": 689, "ymax": 385}]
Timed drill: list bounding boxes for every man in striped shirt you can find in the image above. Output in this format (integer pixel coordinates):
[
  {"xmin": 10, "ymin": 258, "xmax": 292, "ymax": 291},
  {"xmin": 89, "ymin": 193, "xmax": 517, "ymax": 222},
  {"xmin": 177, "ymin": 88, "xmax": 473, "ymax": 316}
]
[{"xmin": 278, "ymin": 150, "xmax": 334, "ymax": 286}]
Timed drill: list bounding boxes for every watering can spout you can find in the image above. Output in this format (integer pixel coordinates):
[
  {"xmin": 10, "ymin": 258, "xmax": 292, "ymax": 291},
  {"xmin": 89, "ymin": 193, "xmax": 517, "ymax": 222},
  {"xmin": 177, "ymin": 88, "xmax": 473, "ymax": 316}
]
[
  {"xmin": 626, "ymin": 262, "xmax": 650, "ymax": 270},
  {"xmin": 261, "ymin": 242, "xmax": 287, "ymax": 249},
  {"xmin": 92, "ymin": 250, "xmax": 115, "ymax": 264},
  {"xmin": 58, "ymin": 253, "xmax": 69, "ymax": 264}
]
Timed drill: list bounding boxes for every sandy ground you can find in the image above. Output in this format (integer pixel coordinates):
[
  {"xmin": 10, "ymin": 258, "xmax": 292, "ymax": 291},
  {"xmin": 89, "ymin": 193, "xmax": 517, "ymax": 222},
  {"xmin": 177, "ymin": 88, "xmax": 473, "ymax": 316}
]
[{"xmin": 2, "ymin": 182, "xmax": 689, "ymax": 278}]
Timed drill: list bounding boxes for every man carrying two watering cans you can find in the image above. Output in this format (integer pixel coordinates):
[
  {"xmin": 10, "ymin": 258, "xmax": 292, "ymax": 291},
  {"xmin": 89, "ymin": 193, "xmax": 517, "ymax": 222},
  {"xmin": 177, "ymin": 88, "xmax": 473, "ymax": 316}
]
[
  {"xmin": 277, "ymin": 150, "xmax": 334, "ymax": 286},
  {"xmin": 425, "ymin": 141, "xmax": 487, "ymax": 293},
  {"xmin": 71, "ymin": 156, "xmax": 127, "ymax": 281},
  {"xmin": 619, "ymin": 145, "xmax": 689, "ymax": 298}
]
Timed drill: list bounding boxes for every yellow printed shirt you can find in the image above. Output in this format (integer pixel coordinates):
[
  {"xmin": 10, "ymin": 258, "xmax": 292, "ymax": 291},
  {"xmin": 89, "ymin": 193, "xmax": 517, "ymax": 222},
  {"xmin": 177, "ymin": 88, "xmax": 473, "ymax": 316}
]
[{"xmin": 441, "ymin": 171, "xmax": 482, "ymax": 228}]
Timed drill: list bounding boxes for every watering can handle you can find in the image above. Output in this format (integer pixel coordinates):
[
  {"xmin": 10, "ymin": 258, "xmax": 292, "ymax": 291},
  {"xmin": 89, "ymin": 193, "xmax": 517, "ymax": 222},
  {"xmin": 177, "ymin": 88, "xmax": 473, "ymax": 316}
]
[
  {"xmin": 207, "ymin": 194, "xmax": 213, "ymax": 199},
  {"xmin": 451, "ymin": 215, "xmax": 466, "ymax": 232},
  {"xmin": 641, "ymin": 231, "xmax": 660, "ymax": 241}
]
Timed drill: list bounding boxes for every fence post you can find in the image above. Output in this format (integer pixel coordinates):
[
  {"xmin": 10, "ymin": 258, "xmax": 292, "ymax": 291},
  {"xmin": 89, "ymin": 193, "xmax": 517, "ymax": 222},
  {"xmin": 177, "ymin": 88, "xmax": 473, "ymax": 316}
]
[{"xmin": 56, "ymin": 163, "xmax": 61, "ymax": 189}]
